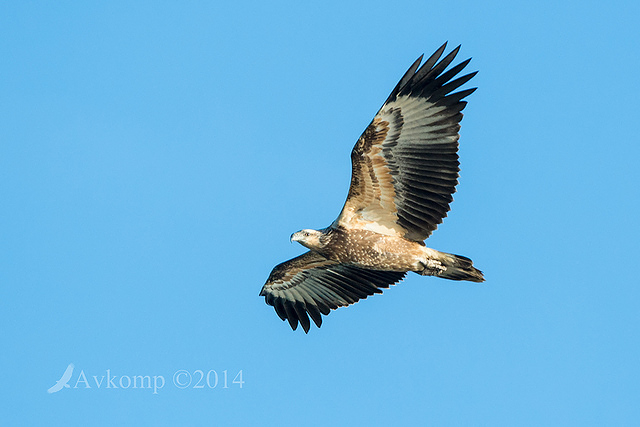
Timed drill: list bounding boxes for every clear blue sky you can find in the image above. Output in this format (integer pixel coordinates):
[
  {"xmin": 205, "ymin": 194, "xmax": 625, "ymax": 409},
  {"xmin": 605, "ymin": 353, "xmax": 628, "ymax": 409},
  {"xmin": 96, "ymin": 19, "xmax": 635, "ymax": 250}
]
[{"xmin": 2, "ymin": 1, "xmax": 639, "ymax": 425}]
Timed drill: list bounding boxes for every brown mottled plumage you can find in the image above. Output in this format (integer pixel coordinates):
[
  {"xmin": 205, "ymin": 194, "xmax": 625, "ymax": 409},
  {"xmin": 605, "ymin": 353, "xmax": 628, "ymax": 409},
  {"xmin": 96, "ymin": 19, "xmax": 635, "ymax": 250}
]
[{"xmin": 260, "ymin": 43, "xmax": 484, "ymax": 333}]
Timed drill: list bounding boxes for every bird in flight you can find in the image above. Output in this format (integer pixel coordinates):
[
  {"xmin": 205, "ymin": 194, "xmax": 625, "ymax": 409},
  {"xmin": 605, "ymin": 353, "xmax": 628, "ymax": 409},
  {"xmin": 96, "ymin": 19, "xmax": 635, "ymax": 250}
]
[
  {"xmin": 47, "ymin": 363, "xmax": 74, "ymax": 393},
  {"xmin": 260, "ymin": 43, "xmax": 483, "ymax": 333}
]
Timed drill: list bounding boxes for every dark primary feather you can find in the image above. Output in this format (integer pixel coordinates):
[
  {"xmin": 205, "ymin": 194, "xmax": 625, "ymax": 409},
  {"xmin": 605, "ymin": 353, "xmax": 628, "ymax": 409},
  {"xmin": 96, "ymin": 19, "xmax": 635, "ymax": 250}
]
[{"xmin": 260, "ymin": 251, "xmax": 406, "ymax": 333}]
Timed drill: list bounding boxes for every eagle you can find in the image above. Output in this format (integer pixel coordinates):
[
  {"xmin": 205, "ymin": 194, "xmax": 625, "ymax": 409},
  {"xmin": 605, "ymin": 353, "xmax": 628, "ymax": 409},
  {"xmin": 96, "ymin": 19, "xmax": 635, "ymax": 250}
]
[{"xmin": 260, "ymin": 43, "xmax": 484, "ymax": 333}]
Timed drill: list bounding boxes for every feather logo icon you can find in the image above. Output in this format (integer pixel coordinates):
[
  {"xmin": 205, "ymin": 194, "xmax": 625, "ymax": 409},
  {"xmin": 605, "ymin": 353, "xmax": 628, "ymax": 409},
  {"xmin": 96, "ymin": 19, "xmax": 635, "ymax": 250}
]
[{"xmin": 47, "ymin": 363, "xmax": 74, "ymax": 393}]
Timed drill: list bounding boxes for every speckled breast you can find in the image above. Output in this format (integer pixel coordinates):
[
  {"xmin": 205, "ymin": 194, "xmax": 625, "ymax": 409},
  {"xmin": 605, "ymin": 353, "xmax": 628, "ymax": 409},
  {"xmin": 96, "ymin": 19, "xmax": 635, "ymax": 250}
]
[{"xmin": 321, "ymin": 227, "xmax": 424, "ymax": 272}]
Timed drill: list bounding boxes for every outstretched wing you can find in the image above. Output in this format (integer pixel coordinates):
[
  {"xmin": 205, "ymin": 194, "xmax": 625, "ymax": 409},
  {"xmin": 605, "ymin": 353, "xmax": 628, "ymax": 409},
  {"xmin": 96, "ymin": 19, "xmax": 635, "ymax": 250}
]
[
  {"xmin": 61, "ymin": 363, "xmax": 74, "ymax": 381},
  {"xmin": 335, "ymin": 43, "xmax": 477, "ymax": 242},
  {"xmin": 260, "ymin": 251, "xmax": 406, "ymax": 333}
]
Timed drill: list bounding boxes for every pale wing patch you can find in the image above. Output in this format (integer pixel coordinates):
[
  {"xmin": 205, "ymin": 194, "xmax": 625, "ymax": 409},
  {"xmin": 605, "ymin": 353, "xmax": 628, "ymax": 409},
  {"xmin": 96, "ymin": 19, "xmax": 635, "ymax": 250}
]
[
  {"xmin": 336, "ymin": 95, "xmax": 442, "ymax": 237},
  {"xmin": 335, "ymin": 116, "xmax": 404, "ymax": 236}
]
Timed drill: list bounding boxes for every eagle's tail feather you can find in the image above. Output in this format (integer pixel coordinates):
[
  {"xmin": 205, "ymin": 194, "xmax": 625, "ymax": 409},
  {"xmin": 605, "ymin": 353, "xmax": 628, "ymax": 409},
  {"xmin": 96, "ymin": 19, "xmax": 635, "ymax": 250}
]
[{"xmin": 420, "ymin": 251, "xmax": 484, "ymax": 283}]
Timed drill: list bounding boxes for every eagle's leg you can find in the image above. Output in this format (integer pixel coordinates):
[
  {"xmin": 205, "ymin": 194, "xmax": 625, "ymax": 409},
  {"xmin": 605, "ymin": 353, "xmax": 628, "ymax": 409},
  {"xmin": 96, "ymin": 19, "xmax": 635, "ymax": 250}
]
[
  {"xmin": 419, "ymin": 248, "xmax": 484, "ymax": 282},
  {"xmin": 418, "ymin": 258, "xmax": 447, "ymax": 276}
]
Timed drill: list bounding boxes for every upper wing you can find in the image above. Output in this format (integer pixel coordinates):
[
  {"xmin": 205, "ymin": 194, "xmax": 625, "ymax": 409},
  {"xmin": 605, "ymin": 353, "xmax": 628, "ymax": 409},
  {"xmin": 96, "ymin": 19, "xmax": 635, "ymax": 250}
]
[
  {"xmin": 61, "ymin": 363, "xmax": 74, "ymax": 381},
  {"xmin": 260, "ymin": 251, "xmax": 406, "ymax": 333},
  {"xmin": 334, "ymin": 43, "xmax": 477, "ymax": 242}
]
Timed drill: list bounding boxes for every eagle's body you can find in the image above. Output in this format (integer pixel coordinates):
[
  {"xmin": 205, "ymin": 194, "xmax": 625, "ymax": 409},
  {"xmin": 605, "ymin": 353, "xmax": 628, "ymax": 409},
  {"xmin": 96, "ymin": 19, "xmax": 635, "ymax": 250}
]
[
  {"xmin": 260, "ymin": 43, "xmax": 484, "ymax": 333},
  {"xmin": 293, "ymin": 227, "xmax": 427, "ymax": 272},
  {"xmin": 293, "ymin": 226, "xmax": 484, "ymax": 280}
]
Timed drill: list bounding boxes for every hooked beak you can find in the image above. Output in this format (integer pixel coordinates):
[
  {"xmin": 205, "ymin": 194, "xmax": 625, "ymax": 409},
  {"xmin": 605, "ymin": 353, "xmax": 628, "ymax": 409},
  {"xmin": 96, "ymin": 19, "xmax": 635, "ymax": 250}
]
[{"xmin": 290, "ymin": 232, "xmax": 299, "ymax": 243}]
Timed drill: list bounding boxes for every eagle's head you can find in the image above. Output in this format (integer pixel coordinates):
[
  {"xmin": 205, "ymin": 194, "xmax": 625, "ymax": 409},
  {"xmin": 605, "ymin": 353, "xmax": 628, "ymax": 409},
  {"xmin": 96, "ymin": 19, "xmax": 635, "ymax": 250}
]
[{"xmin": 290, "ymin": 229, "xmax": 324, "ymax": 251}]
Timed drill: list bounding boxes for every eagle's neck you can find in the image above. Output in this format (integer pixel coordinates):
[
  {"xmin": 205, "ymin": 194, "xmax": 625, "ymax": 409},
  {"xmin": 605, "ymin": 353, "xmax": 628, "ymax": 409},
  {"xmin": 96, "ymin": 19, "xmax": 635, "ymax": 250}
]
[
  {"xmin": 311, "ymin": 227, "xmax": 340, "ymax": 254},
  {"xmin": 310, "ymin": 229, "xmax": 331, "ymax": 251}
]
